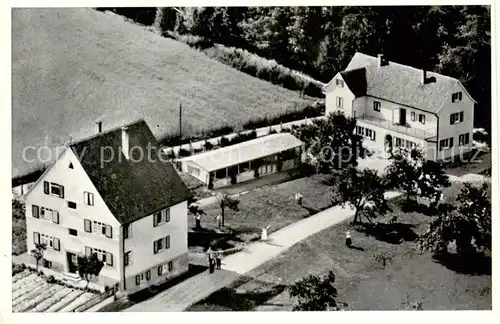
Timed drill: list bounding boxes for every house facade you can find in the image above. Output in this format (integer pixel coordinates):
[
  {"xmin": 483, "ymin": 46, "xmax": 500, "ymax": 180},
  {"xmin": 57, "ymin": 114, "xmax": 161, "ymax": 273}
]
[
  {"xmin": 323, "ymin": 53, "xmax": 475, "ymax": 161},
  {"xmin": 23, "ymin": 120, "xmax": 192, "ymax": 295}
]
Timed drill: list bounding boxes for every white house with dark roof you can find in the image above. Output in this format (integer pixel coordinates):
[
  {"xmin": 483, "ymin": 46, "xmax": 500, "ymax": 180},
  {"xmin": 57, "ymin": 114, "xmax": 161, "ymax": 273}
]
[
  {"xmin": 323, "ymin": 52, "xmax": 475, "ymax": 161},
  {"xmin": 23, "ymin": 119, "xmax": 192, "ymax": 295}
]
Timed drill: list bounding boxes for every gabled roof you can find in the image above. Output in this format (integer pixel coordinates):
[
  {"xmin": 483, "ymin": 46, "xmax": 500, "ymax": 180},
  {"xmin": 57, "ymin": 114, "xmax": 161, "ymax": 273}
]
[
  {"xmin": 69, "ymin": 119, "xmax": 192, "ymax": 224},
  {"xmin": 338, "ymin": 52, "xmax": 475, "ymax": 114},
  {"xmin": 340, "ymin": 68, "xmax": 367, "ymax": 98},
  {"xmin": 178, "ymin": 133, "xmax": 304, "ymax": 173}
]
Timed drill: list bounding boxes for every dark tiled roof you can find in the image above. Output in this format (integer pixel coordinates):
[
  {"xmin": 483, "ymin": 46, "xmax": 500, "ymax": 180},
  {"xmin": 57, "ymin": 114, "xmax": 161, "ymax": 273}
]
[
  {"xmin": 340, "ymin": 68, "xmax": 367, "ymax": 98},
  {"xmin": 343, "ymin": 52, "xmax": 466, "ymax": 113},
  {"xmin": 70, "ymin": 119, "xmax": 192, "ymax": 224}
]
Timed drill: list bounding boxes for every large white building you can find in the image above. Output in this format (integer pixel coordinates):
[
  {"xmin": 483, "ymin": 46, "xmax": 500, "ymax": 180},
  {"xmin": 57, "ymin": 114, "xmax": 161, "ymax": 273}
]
[
  {"xmin": 23, "ymin": 119, "xmax": 192, "ymax": 295},
  {"xmin": 323, "ymin": 52, "xmax": 475, "ymax": 161}
]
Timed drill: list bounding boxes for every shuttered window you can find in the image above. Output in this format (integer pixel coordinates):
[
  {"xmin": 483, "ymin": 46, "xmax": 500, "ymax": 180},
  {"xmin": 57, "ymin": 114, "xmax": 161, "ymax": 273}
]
[
  {"xmin": 33, "ymin": 231, "xmax": 40, "ymax": 245},
  {"xmin": 32, "ymin": 205, "xmax": 39, "ymax": 218},
  {"xmin": 43, "ymin": 181, "xmax": 49, "ymax": 194},
  {"xmin": 135, "ymin": 275, "xmax": 140, "ymax": 285},
  {"xmin": 52, "ymin": 211, "xmax": 59, "ymax": 224},
  {"xmin": 105, "ymin": 225, "xmax": 113, "ymax": 238},
  {"xmin": 84, "ymin": 219, "xmax": 92, "ymax": 232},
  {"xmin": 146, "ymin": 270, "xmax": 151, "ymax": 281}
]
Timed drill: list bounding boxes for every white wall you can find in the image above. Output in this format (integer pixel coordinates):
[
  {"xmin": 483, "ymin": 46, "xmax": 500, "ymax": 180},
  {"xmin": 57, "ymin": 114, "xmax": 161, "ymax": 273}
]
[
  {"xmin": 24, "ymin": 148, "xmax": 121, "ymax": 281},
  {"xmin": 181, "ymin": 160, "xmax": 209, "ymax": 184},
  {"xmin": 324, "ymin": 75, "xmax": 356, "ymax": 117},
  {"xmin": 123, "ymin": 200, "xmax": 188, "ymax": 284},
  {"xmin": 437, "ymin": 83, "xmax": 475, "ymax": 160}
]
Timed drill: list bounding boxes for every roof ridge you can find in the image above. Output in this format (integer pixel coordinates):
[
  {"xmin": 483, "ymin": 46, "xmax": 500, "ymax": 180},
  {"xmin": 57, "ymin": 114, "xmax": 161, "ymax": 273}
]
[
  {"xmin": 68, "ymin": 118, "xmax": 146, "ymax": 147},
  {"xmin": 352, "ymin": 52, "xmax": 459, "ymax": 82}
]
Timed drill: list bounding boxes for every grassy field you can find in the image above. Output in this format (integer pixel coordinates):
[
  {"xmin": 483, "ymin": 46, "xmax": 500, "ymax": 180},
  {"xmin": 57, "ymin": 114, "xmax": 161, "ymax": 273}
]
[
  {"xmin": 188, "ymin": 182, "xmax": 491, "ymax": 311},
  {"xmin": 188, "ymin": 173, "xmax": 336, "ymax": 254},
  {"xmin": 12, "ymin": 8, "xmax": 312, "ymax": 177}
]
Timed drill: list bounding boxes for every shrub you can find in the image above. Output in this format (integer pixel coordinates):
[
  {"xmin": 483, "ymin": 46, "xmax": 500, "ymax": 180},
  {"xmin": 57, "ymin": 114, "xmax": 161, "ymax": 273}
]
[
  {"xmin": 220, "ymin": 136, "xmax": 230, "ymax": 147},
  {"xmin": 165, "ymin": 149, "xmax": 176, "ymax": 160},
  {"xmin": 12, "ymin": 263, "xmax": 25, "ymax": 276},
  {"xmin": 105, "ymin": 285, "xmax": 110, "ymax": 292},
  {"xmin": 47, "ymin": 275, "xmax": 56, "ymax": 283},
  {"xmin": 204, "ymin": 140, "xmax": 214, "ymax": 150},
  {"xmin": 178, "ymin": 148, "xmax": 192, "ymax": 157},
  {"xmin": 280, "ymin": 127, "xmax": 291, "ymax": 133},
  {"xmin": 203, "ymin": 44, "xmax": 324, "ymax": 97}
]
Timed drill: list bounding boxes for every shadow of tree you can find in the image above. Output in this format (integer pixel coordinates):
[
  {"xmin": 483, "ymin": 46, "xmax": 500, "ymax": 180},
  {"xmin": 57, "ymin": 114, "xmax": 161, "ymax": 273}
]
[
  {"xmin": 192, "ymin": 282, "xmax": 288, "ymax": 311},
  {"xmin": 355, "ymin": 222, "xmax": 418, "ymax": 245},
  {"xmin": 399, "ymin": 199, "xmax": 437, "ymax": 216},
  {"xmin": 433, "ymin": 252, "xmax": 491, "ymax": 276}
]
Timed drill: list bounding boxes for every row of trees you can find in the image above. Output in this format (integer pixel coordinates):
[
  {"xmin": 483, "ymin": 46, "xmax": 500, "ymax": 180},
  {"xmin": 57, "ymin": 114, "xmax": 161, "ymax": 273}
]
[{"xmin": 99, "ymin": 6, "xmax": 491, "ymax": 134}]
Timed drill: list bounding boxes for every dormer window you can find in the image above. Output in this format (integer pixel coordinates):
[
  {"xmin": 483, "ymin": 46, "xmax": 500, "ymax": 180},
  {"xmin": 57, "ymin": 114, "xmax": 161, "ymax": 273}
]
[
  {"xmin": 335, "ymin": 79, "xmax": 344, "ymax": 87},
  {"xmin": 452, "ymin": 92, "xmax": 463, "ymax": 102}
]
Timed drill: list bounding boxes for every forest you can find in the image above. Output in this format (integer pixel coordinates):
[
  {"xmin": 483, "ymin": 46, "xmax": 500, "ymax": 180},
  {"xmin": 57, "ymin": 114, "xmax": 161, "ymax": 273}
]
[{"xmin": 98, "ymin": 6, "xmax": 491, "ymax": 135}]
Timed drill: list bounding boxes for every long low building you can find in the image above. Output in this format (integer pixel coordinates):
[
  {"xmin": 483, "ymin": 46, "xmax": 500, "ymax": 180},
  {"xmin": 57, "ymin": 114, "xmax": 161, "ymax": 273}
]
[{"xmin": 177, "ymin": 133, "xmax": 305, "ymax": 188}]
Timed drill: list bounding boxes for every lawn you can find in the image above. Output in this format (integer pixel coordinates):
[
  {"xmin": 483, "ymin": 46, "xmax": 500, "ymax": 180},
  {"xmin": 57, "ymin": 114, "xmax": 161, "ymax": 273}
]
[
  {"xmin": 12, "ymin": 8, "xmax": 312, "ymax": 177},
  {"xmin": 188, "ymin": 182, "xmax": 491, "ymax": 311},
  {"xmin": 188, "ymin": 173, "xmax": 336, "ymax": 255}
]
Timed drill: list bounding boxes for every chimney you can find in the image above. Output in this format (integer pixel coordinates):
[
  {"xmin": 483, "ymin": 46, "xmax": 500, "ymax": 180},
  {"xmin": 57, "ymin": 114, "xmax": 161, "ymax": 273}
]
[
  {"xmin": 377, "ymin": 54, "xmax": 388, "ymax": 67},
  {"xmin": 121, "ymin": 127, "xmax": 129, "ymax": 160},
  {"xmin": 96, "ymin": 121, "xmax": 102, "ymax": 133},
  {"xmin": 421, "ymin": 69, "xmax": 427, "ymax": 84}
]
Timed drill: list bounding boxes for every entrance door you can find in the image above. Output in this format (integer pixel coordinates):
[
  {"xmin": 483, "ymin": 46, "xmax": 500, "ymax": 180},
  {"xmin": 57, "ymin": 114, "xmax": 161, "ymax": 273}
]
[
  {"xmin": 399, "ymin": 108, "xmax": 407, "ymax": 125},
  {"xmin": 67, "ymin": 252, "xmax": 78, "ymax": 273}
]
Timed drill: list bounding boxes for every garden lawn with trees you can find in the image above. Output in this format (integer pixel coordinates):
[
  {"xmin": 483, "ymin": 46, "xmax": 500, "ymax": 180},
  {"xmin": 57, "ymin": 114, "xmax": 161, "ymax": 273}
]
[{"xmin": 188, "ymin": 181, "xmax": 491, "ymax": 311}]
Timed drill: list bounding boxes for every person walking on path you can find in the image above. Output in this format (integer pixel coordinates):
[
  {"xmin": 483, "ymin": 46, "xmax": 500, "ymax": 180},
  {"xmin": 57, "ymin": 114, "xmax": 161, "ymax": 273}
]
[
  {"xmin": 215, "ymin": 252, "xmax": 222, "ymax": 270},
  {"xmin": 216, "ymin": 214, "xmax": 222, "ymax": 229},
  {"xmin": 261, "ymin": 225, "xmax": 270, "ymax": 241},
  {"xmin": 209, "ymin": 258, "xmax": 215, "ymax": 273},
  {"xmin": 195, "ymin": 214, "xmax": 201, "ymax": 230},
  {"xmin": 207, "ymin": 247, "xmax": 213, "ymax": 265},
  {"xmin": 295, "ymin": 192, "xmax": 303, "ymax": 206},
  {"xmin": 345, "ymin": 231, "xmax": 352, "ymax": 248}
]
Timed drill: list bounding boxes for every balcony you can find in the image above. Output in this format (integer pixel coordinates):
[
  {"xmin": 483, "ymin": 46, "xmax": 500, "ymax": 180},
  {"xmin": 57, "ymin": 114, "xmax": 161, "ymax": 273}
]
[{"xmin": 357, "ymin": 114, "xmax": 437, "ymax": 140}]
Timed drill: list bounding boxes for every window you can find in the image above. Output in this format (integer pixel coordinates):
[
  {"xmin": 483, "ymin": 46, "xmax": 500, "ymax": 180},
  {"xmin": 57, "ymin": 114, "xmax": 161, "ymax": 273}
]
[
  {"xmin": 84, "ymin": 220, "xmax": 112, "ymax": 238},
  {"xmin": 452, "ymin": 92, "xmax": 463, "ymax": 102},
  {"xmin": 69, "ymin": 162, "xmax": 74, "ymax": 169},
  {"xmin": 32, "ymin": 205, "xmax": 39, "ymax": 218},
  {"xmin": 84, "ymin": 192, "xmax": 94, "ymax": 206},
  {"xmin": 335, "ymin": 79, "xmax": 344, "ymax": 87},
  {"xmin": 418, "ymin": 114, "xmax": 426, "ymax": 124},
  {"xmin": 168, "ymin": 261, "xmax": 173, "ymax": 272},
  {"xmin": 411, "ymin": 112, "xmax": 416, "ymax": 121},
  {"xmin": 238, "ymin": 161, "xmax": 250, "ymax": 172},
  {"xmin": 153, "ymin": 208, "xmax": 170, "ymax": 227},
  {"xmin": 336, "ymin": 97, "xmax": 343, "ymax": 108},
  {"xmin": 439, "ymin": 137, "xmax": 454, "ymax": 150},
  {"xmin": 459, "ymin": 133, "xmax": 470, "ymax": 146},
  {"xmin": 154, "ymin": 236, "xmax": 170, "ymax": 254},
  {"xmin": 124, "ymin": 224, "xmax": 131, "ymax": 239},
  {"xmin": 394, "ymin": 137, "xmax": 403, "ymax": 147},
  {"xmin": 124, "ymin": 251, "xmax": 131, "ymax": 267},
  {"xmin": 37, "ymin": 233, "xmax": 60, "ymax": 251},
  {"xmin": 136, "ymin": 270, "xmax": 150, "ymax": 285},
  {"xmin": 68, "ymin": 228, "xmax": 77, "ymax": 236},
  {"xmin": 450, "ymin": 111, "xmax": 464, "ymax": 125},
  {"xmin": 44, "ymin": 182, "xmax": 64, "ymax": 198},
  {"xmin": 215, "ymin": 168, "xmax": 227, "ymax": 179},
  {"xmin": 154, "ymin": 238, "xmax": 164, "ymax": 254},
  {"xmin": 146, "ymin": 270, "xmax": 151, "ymax": 281},
  {"xmin": 43, "ymin": 259, "xmax": 52, "ymax": 269},
  {"xmin": 187, "ymin": 166, "xmax": 200, "ymax": 177},
  {"xmin": 373, "ymin": 101, "xmax": 381, "ymax": 112},
  {"xmin": 68, "ymin": 201, "xmax": 77, "ymax": 209},
  {"xmin": 158, "ymin": 265, "xmax": 163, "ymax": 276}
]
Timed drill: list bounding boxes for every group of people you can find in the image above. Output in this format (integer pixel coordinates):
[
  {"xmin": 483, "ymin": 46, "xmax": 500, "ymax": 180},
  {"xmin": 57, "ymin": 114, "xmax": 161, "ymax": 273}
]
[{"xmin": 206, "ymin": 248, "xmax": 222, "ymax": 273}]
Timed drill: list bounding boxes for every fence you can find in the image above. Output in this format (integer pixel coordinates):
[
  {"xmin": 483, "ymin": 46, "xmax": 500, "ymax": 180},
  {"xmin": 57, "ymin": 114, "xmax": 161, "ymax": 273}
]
[
  {"xmin": 357, "ymin": 114, "xmax": 437, "ymax": 140},
  {"xmin": 72, "ymin": 286, "xmax": 116, "ymax": 312}
]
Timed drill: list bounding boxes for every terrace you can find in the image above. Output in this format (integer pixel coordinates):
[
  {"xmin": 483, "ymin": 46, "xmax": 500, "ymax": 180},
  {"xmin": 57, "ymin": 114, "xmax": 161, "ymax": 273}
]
[{"xmin": 357, "ymin": 113, "xmax": 437, "ymax": 140}]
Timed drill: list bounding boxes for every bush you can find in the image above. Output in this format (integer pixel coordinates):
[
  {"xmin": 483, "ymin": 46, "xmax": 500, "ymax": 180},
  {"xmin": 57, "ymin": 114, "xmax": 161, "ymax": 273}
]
[
  {"xmin": 105, "ymin": 285, "xmax": 110, "ymax": 292},
  {"xmin": 178, "ymin": 148, "xmax": 192, "ymax": 158},
  {"xmin": 12, "ymin": 263, "xmax": 25, "ymax": 276},
  {"xmin": 47, "ymin": 275, "xmax": 56, "ymax": 283},
  {"xmin": 220, "ymin": 136, "xmax": 230, "ymax": 147},
  {"xmin": 203, "ymin": 44, "xmax": 324, "ymax": 97},
  {"xmin": 204, "ymin": 140, "xmax": 214, "ymax": 150}
]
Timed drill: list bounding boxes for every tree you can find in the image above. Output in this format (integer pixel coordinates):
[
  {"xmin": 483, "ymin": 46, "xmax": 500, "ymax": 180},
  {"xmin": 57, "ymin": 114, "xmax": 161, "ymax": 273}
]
[
  {"xmin": 30, "ymin": 243, "xmax": 47, "ymax": 272},
  {"xmin": 384, "ymin": 148, "xmax": 423, "ymax": 202},
  {"xmin": 306, "ymin": 112, "xmax": 366, "ymax": 172},
  {"xmin": 336, "ymin": 166, "xmax": 389, "ymax": 224},
  {"xmin": 416, "ymin": 160, "xmax": 451, "ymax": 207},
  {"xmin": 217, "ymin": 194, "xmax": 239, "ymax": 228},
  {"xmin": 419, "ymin": 182, "xmax": 491, "ymax": 256},
  {"xmin": 288, "ymin": 270, "xmax": 340, "ymax": 311},
  {"xmin": 77, "ymin": 253, "xmax": 104, "ymax": 289}
]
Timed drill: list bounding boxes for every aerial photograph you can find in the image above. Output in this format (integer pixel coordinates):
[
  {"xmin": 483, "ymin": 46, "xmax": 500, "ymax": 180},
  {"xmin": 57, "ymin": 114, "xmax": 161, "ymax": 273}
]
[{"xmin": 11, "ymin": 6, "xmax": 492, "ymax": 312}]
